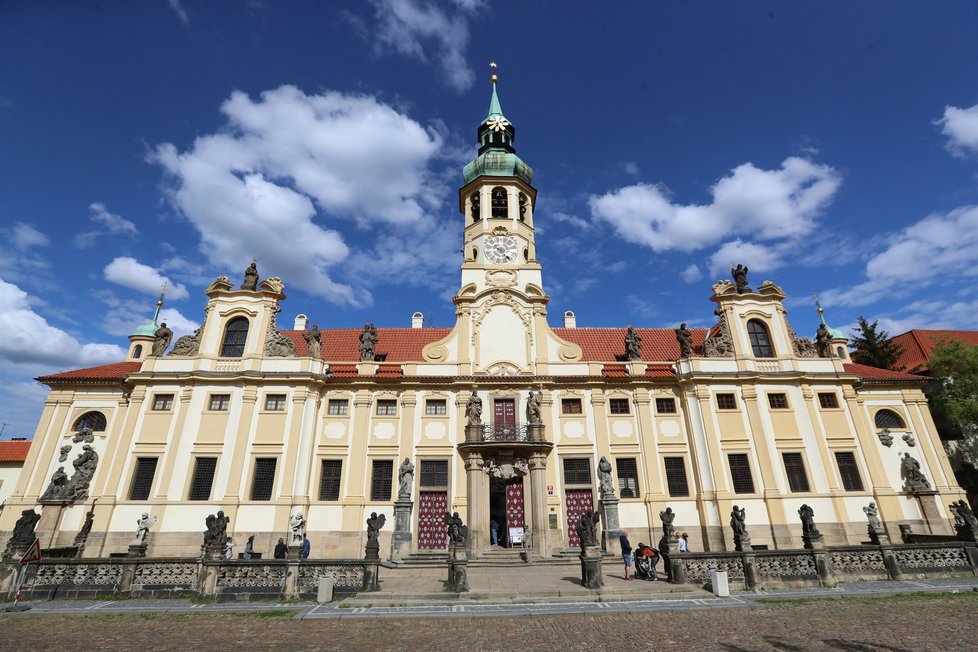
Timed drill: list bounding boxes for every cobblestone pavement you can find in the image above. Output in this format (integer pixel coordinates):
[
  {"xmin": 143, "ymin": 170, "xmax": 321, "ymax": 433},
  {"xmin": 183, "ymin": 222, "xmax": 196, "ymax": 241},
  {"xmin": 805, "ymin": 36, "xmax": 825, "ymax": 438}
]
[{"xmin": 1, "ymin": 591, "xmax": 977, "ymax": 651}]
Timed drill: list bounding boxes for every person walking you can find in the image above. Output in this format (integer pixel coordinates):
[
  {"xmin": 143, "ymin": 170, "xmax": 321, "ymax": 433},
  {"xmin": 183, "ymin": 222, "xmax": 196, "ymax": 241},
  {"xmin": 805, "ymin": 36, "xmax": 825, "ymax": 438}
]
[
  {"xmin": 300, "ymin": 536, "xmax": 311, "ymax": 559},
  {"xmin": 273, "ymin": 537, "xmax": 287, "ymax": 559},
  {"xmin": 243, "ymin": 535, "xmax": 255, "ymax": 560},
  {"xmin": 619, "ymin": 530, "xmax": 633, "ymax": 580},
  {"xmin": 678, "ymin": 532, "xmax": 690, "ymax": 553}
]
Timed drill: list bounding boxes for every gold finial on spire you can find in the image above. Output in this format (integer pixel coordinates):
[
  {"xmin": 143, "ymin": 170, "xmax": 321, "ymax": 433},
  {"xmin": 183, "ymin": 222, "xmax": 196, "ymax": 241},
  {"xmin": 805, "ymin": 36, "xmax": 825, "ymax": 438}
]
[
  {"xmin": 153, "ymin": 281, "xmax": 168, "ymax": 323},
  {"xmin": 490, "ymin": 61, "xmax": 498, "ymax": 84},
  {"xmin": 812, "ymin": 290, "xmax": 823, "ymax": 316}
]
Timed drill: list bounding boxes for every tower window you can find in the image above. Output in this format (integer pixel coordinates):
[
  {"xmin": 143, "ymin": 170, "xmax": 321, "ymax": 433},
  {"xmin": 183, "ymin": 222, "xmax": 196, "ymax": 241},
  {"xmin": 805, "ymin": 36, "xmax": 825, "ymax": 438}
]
[
  {"xmin": 490, "ymin": 186, "xmax": 508, "ymax": 218},
  {"xmin": 221, "ymin": 317, "xmax": 249, "ymax": 357},
  {"xmin": 518, "ymin": 192, "xmax": 528, "ymax": 221},
  {"xmin": 747, "ymin": 319, "xmax": 774, "ymax": 358},
  {"xmin": 133, "ymin": 344, "xmax": 143, "ymax": 358},
  {"xmin": 469, "ymin": 192, "xmax": 480, "ymax": 221}
]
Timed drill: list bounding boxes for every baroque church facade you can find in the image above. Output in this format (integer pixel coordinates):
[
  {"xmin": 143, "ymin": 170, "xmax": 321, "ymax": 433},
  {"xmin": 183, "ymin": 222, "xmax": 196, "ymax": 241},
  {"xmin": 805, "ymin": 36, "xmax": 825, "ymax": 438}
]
[{"xmin": 1, "ymin": 77, "xmax": 967, "ymax": 560}]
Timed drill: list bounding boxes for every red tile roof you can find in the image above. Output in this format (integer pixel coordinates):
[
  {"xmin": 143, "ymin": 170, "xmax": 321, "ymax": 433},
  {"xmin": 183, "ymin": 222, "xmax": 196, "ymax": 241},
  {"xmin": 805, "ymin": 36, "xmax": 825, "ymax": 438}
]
[
  {"xmin": 0, "ymin": 440, "xmax": 31, "ymax": 463},
  {"xmin": 646, "ymin": 365, "xmax": 677, "ymax": 378},
  {"xmin": 554, "ymin": 328, "xmax": 708, "ymax": 362},
  {"xmin": 38, "ymin": 361, "xmax": 142, "ymax": 382},
  {"xmin": 843, "ymin": 363, "xmax": 928, "ymax": 383},
  {"xmin": 889, "ymin": 330, "xmax": 978, "ymax": 374},
  {"xmin": 601, "ymin": 364, "xmax": 628, "ymax": 377}
]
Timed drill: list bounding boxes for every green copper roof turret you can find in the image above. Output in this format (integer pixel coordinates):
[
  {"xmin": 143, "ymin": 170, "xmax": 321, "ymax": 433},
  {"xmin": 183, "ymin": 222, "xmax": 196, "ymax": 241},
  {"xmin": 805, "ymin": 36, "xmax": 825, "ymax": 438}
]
[
  {"xmin": 487, "ymin": 81, "xmax": 504, "ymax": 119},
  {"xmin": 462, "ymin": 63, "xmax": 533, "ymax": 186}
]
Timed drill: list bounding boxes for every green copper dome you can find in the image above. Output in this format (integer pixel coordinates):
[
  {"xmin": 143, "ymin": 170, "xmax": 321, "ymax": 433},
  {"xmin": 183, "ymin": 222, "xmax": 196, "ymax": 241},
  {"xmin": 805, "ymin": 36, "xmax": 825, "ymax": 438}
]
[
  {"xmin": 131, "ymin": 321, "xmax": 158, "ymax": 337},
  {"xmin": 463, "ymin": 151, "xmax": 533, "ymax": 185},
  {"xmin": 462, "ymin": 75, "xmax": 534, "ymax": 186}
]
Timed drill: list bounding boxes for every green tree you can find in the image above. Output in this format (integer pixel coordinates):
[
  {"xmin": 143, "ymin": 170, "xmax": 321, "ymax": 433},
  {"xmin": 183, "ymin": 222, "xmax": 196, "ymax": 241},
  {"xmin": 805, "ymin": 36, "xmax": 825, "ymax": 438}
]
[
  {"xmin": 928, "ymin": 340, "xmax": 978, "ymax": 477},
  {"xmin": 849, "ymin": 316, "xmax": 904, "ymax": 370}
]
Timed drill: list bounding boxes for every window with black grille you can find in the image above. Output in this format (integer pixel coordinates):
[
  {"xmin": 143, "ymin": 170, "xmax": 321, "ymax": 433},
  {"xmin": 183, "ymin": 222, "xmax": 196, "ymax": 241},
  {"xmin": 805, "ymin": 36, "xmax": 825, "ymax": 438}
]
[
  {"xmin": 208, "ymin": 394, "xmax": 230, "ymax": 411},
  {"xmin": 264, "ymin": 394, "xmax": 287, "ymax": 411},
  {"xmin": 319, "ymin": 460, "xmax": 342, "ymax": 500},
  {"xmin": 73, "ymin": 411, "xmax": 107, "ymax": 432},
  {"xmin": 152, "ymin": 394, "xmax": 174, "ymax": 411},
  {"xmin": 874, "ymin": 409, "xmax": 905, "ymax": 429},
  {"xmin": 747, "ymin": 319, "xmax": 774, "ymax": 357},
  {"xmin": 327, "ymin": 399, "xmax": 349, "ymax": 415},
  {"xmin": 664, "ymin": 457, "xmax": 690, "ymax": 497},
  {"xmin": 782, "ymin": 452, "xmax": 811, "ymax": 492},
  {"xmin": 616, "ymin": 458, "xmax": 639, "ymax": 498},
  {"xmin": 728, "ymin": 454, "xmax": 755, "ymax": 494},
  {"xmin": 768, "ymin": 393, "xmax": 788, "ymax": 409},
  {"xmin": 716, "ymin": 393, "xmax": 737, "ymax": 410},
  {"xmin": 188, "ymin": 457, "xmax": 217, "ymax": 501},
  {"xmin": 818, "ymin": 392, "xmax": 839, "ymax": 409},
  {"xmin": 129, "ymin": 457, "xmax": 158, "ymax": 500},
  {"xmin": 609, "ymin": 398, "xmax": 630, "ymax": 414},
  {"xmin": 562, "ymin": 398, "xmax": 583, "ymax": 414},
  {"xmin": 655, "ymin": 398, "xmax": 677, "ymax": 414},
  {"xmin": 563, "ymin": 458, "xmax": 592, "ymax": 486},
  {"xmin": 835, "ymin": 452, "xmax": 864, "ymax": 491},
  {"xmin": 370, "ymin": 459, "xmax": 394, "ymax": 501},
  {"xmin": 220, "ymin": 317, "xmax": 249, "ymax": 357},
  {"xmin": 376, "ymin": 399, "xmax": 397, "ymax": 416},
  {"xmin": 425, "ymin": 400, "xmax": 447, "ymax": 416},
  {"xmin": 419, "ymin": 460, "xmax": 449, "ymax": 488},
  {"xmin": 250, "ymin": 458, "xmax": 277, "ymax": 501}
]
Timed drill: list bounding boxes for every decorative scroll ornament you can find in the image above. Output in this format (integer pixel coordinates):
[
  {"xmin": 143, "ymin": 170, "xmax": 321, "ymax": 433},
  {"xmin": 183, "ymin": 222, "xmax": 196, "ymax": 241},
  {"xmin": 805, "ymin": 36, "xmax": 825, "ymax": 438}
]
[
  {"xmin": 264, "ymin": 306, "xmax": 296, "ymax": 357},
  {"xmin": 169, "ymin": 328, "xmax": 201, "ymax": 356},
  {"xmin": 704, "ymin": 310, "xmax": 734, "ymax": 358},
  {"xmin": 787, "ymin": 324, "xmax": 817, "ymax": 358}
]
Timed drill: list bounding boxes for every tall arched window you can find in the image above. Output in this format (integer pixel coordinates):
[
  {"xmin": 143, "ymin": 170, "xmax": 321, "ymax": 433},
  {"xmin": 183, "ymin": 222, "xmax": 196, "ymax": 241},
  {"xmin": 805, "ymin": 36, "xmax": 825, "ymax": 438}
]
[
  {"xmin": 874, "ymin": 409, "xmax": 906, "ymax": 429},
  {"xmin": 490, "ymin": 186, "xmax": 508, "ymax": 218},
  {"xmin": 747, "ymin": 319, "xmax": 774, "ymax": 358},
  {"xmin": 221, "ymin": 317, "xmax": 250, "ymax": 357},
  {"xmin": 73, "ymin": 411, "xmax": 107, "ymax": 432}
]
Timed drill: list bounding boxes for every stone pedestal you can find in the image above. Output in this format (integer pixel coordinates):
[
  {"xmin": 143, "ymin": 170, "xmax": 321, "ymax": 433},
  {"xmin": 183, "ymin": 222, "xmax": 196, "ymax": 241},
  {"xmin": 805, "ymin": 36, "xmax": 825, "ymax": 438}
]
[
  {"xmin": 464, "ymin": 424, "xmax": 483, "ymax": 444},
  {"xmin": 880, "ymin": 544, "xmax": 902, "ymax": 580},
  {"xmin": 36, "ymin": 503, "xmax": 66, "ymax": 549},
  {"xmin": 579, "ymin": 546, "xmax": 604, "ymax": 589},
  {"xmin": 127, "ymin": 543, "xmax": 147, "ymax": 558},
  {"xmin": 287, "ymin": 545, "xmax": 301, "ymax": 560},
  {"xmin": 284, "ymin": 560, "xmax": 299, "ymax": 598},
  {"xmin": 448, "ymin": 549, "xmax": 469, "ymax": 593},
  {"xmin": 365, "ymin": 540, "xmax": 380, "ymax": 561},
  {"xmin": 808, "ymin": 538, "xmax": 837, "ymax": 587},
  {"xmin": 390, "ymin": 499, "xmax": 414, "ymax": 561},
  {"xmin": 527, "ymin": 423, "xmax": 545, "ymax": 442},
  {"xmin": 802, "ymin": 532, "xmax": 824, "ymax": 550},
  {"xmin": 867, "ymin": 527, "xmax": 889, "ymax": 546},
  {"xmin": 600, "ymin": 495, "xmax": 621, "ymax": 554},
  {"xmin": 742, "ymin": 551, "xmax": 759, "ymax": 590},
  {"xmin": 665, "ymin": 538, "xmax": 685, "ymax": 584},
  {"xmin": 363, "ymin": 561, "xmax": 380, "ymax": 592},
  {"xmin": 202, "ymin": 546, "xmax": 224, "ymax": 561},
  {"xmin": 914, "ymin": 491, "xmax": 952, "ymax": 535},
  {"xmin": 734, "ymin": 534, "xmax": 752, "ymax": 552}
]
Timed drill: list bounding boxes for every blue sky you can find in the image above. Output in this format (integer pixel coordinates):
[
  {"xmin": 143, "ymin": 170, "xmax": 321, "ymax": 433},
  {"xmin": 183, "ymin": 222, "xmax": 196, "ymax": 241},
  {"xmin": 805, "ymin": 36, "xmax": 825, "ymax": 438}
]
[{"xmin": 2, "ymin": 1, "xmax": 978, "ymax": 438}]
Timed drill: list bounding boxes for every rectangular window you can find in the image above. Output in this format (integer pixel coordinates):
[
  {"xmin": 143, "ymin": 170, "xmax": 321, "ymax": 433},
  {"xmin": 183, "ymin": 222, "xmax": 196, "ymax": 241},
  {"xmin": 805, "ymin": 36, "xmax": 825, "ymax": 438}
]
[
  {"xmin": 609, "ymin": 398, "xmax": 630, "ymax": 414},
  {"xmin": 767, "ymin": 393, "xmax": 788, "ymax": 409},
  {"xmin": 782, "ymin": 452, "xmax": 811, "ymax": 493},
  {"xmin": 128, "ymin": 457, "xmax": 158, "ymax": 500},
  {"xmin": 616, "ymin": 458, "xmax": 639, "ymax": 498},
  {"xmin": 563, "ymin": 458, "xmax": 592, "ymax": 486},
  {"xmin": 728, "ymin": 454, "xmax": 755, "ymax": 494},
  {"xmin": 655, "ymin": 398, "xmax": 677, "ymax": 414},
  {"xmin": 376, "ymin": 399, "xmax": 397, "ymax": 416},
  {"xmin": 188, "ymin": 457, "xmax": 217, "ymax": 501},
  {"xmin": 208, "ymin": 394, "xmax": 230, "ymax": 411},
  {"xmin": 264, "ymin": 394, "xmax": 287, "ymax": 411},
  {"xmin": 419, "ymin": 460, "xmax": 449, "ymax": 488},
  {"xmin": 425, "ymin": 399, "xmax": 447, "ymax": 416},
  {"xmin": 370, "ymin": 459, "xmax": 394, "ymax": 501},
  {"xmin": 327, "ymin": 399, "xmax": 349, "ymax": 416},
  {"xmin": 818, "ymin": 392, "xmax": 839, "ymax": 409},
  {"xmin": 250, "ymin": 458, "xmax": 277, "ymax": 501},
  {"xmin": 561, "ymin": 398, "xmax": 583, "ymax": 414},
  {"xmin": 152, "ymin": 394, "xmax": 174, "ymax": 411},
  {"xmin": 319, "ymin": 460, "xmax": 342, "ymax": 501},
  {"xmin": 664, "ymin": 457, "xmax": 690, "ymax": 497},
  {"xmin": 835, "ymin": 451, "xmax": 864, "ymax": 492},
  {"xmin": 716, "ymin": 393, "xmax": 737, "ymax": 410}
]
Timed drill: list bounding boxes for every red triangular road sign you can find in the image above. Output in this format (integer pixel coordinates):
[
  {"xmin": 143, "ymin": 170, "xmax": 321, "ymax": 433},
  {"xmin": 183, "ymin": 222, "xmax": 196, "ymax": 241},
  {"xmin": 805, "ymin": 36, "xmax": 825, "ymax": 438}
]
[{"xmin": 19, "ymin": 538, "xmax": 41, "ymax": 565}]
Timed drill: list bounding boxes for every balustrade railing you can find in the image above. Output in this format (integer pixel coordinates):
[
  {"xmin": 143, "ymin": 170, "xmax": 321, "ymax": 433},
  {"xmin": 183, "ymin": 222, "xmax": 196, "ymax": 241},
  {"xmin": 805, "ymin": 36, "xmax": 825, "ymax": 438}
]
[{"xmin": 482, "ymin": 423, "xmax": 529, "ymax": 442}]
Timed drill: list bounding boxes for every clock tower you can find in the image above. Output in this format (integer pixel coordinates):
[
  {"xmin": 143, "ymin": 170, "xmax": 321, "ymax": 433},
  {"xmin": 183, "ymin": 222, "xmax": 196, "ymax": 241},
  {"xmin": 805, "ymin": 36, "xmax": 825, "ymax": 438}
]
[{"xmin": 423, "ymin": 66, "xmax": 582, "ymax": 374}]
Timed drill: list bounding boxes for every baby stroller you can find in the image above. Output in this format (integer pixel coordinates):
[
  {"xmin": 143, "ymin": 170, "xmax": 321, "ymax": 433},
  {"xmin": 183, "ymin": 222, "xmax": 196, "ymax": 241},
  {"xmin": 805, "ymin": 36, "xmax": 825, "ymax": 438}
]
[{"xmin": 633, "ymin": 547, "xmax": 659, "ymax": 581}]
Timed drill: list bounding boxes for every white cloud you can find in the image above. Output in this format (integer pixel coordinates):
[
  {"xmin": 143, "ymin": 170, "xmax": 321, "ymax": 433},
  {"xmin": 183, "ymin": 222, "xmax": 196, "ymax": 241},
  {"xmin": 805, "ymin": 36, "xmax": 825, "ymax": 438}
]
[
  {"xmin": 0, "ymin": 277, "xmax": 126, "ymax": 367},
  {"xmin": 680, "ymin": 263, "xmax": 702, "ymax": 283},
  {"xmin": 167, "ymin": 0, "xmax": 189, "ymax": 26},
  {"xmin": 938, "ymin": 103, "xmax": 978, "ymax": 157},
  {"xmin": 9, "ymin": 223, "xmax": 49, "ymax": 251},
  {"xmin": 550, "ymin": 212, "xmax": 590, "ymax": 230},
  {"xmin": 589, "ymin": 157, "xmax": 841, "ymax": 253},
  {"xmin": 707, "ymin": 240, "xmax": 783, "ymax": 277},
  {"xmin": 73, "ymin": 202, "xmax": 139, "ymax": 248},
  {"xmin": 153, "ymin": 85, "xmax": 446, "ymax": 307},
  {"xmin": 103, "ymin": 257, "xmax": 190, "ymax": 301},
  {"xmin": 369, "ymin": 0, "xmax": 476, "ymax": 92},
  {"xmin": 0, "ymin": 223, "xmax": 52, "ymax": 285},
  {"xmin": 622, "ymin": 161, "xmax": 640, "ymax": 176},
  {"xmin": 822, "ymin": 205, "xmax": 978, "ymax": 308}
]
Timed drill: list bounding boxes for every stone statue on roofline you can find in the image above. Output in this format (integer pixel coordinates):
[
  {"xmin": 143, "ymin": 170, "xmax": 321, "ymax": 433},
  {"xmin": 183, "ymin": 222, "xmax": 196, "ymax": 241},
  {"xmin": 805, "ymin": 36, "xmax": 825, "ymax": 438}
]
[
  {"xmin": 675, "ymin": 322, "xmax": 693, "ymax": 358},
  {"xmin": 241, "ymin": 260, "xmax": 259, "ymax": 290},
  {"xmin": 731, "ymin": 264, "xmax": 751, "ymax": 294},
  {"xmin": 624, "ymin": 325, "xmax": 642, "ymax": 361},
  {"xmin": 359, "ymin": 322, "xmax": 378, "ymax": 361},
  {"xmin": 151, "ymin": 322, "xmax": 173, "ymax": 357},
  {"xmin": 304, "ymin": 323, "xmax": 322, "ymax": 358},
  {"xmin": 815, "ymin": 323, "xmax": 834, "ymax": 358}
]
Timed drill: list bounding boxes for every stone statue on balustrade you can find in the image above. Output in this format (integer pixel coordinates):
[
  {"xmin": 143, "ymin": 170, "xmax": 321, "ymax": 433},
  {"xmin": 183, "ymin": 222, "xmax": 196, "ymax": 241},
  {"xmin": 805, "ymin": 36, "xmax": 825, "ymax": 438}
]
[
  {"xmin": 950, "ymin": 500, "xmax": 978, "ymax": 539},
  {"xmin": 303, "ymin": 323, "xmax": 322, "ymax": 359},
  {"xmin": 366, "ymin": 512, "xmax": 386, "ymax": 548},
  {"xmin": 132, "ymin": 512, "xmax": 157, "ymax": 546},
  {"xmin": 659, "ymin": 507, "xmax": 677, "ymax": 541},
  {"xmin": 151, "ymin": 322, "xmax": 173, "ymax": 357},
  {"xmin": 465, "ymin": 391, "xmax": 483, "ymax": 426},
  {"xmin": 575, "ymin": 510, "xmax": 600, "ymax": 550},
  {"xmin": 5, "ymin": 509, "xmax": 40, "ymax": 555},
  {"xmin": 203, "ymin": 510, "xmax": 230, "ymax": 554},
  {"xmin": 526, "ymin": 390, "xmax": 542, "ymax": 426},
  {"xmin": 675, "ymin": 322, "xmax": 693, "ymax": 358},
  {"xmin": 799, "ymin": 504, "xmax": 823, "ymax": 547},
  {"xmin": 624, "ymin": 326, "xmax": 642, "ymax": 361},
  {"xmin": 730, "ymin": 505, "xmax": 751, "ymax": 551},
  {"xmin": 597, "ymin": 456, "xmax": 615, "ymax": 499},
  {"xmin": 900, "ymin": 453, "xmax": 930, "ymax": 492},
  {"xmin": 397, "ymin": 457, "xmax": 415, "ymax": 500},
  {"xmin": 863, "ymin": 501, "xmax": 886, "ymax": 543},
  {"xmin": 241, "ymin": 261, "xmax": 259, "ymax": 290},
  {"xmin": 289, "ymin": 511, "xmax": 306, "ymax": 547},
  {"xmin": 445, "ymin": 511, "xmax": 468, "ymax": 552}
]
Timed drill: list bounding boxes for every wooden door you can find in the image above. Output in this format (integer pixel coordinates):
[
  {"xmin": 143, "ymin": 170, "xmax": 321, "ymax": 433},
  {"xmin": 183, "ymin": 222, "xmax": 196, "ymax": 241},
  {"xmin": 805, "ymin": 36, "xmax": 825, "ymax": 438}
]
[
  {"xmin": 565, "ymin": 489, "xmax": 594, "ymax": 547},
  {"xmin": 417, "ymin": 491, "xmax": 448, "ymax": 549},
  {"xmin": 505, "ymin": 480, "xmax": 525, "ymax": 546}
]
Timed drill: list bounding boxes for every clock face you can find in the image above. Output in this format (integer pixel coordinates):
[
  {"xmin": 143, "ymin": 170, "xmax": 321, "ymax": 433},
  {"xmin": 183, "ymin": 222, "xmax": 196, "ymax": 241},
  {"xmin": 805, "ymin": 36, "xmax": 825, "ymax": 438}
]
[{"xmin": 484, "ymin": 235, "xmax": 519, "ymax": 264}]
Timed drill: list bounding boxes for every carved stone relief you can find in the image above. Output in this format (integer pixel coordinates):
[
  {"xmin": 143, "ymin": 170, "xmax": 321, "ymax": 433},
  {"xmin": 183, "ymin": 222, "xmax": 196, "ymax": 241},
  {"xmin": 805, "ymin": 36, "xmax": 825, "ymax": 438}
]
[{"xmin": 704, "ymin": 310, "xmax": 734, "ymax": 358}]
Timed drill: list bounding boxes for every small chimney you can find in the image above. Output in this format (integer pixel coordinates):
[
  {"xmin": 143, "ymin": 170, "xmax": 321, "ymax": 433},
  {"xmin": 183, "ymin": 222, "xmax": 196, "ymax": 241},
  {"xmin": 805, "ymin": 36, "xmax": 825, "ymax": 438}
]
[
  {"xmin": 412, "ymin": 312, "xmax": 424, "ymax": 329},
  {"xmin": 294, "ymin": 314, "xmax": 309, "ymax": 330},
  {"xmin": 563, "ymin": 310, "xmax": 577, "ymax": 328}
]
